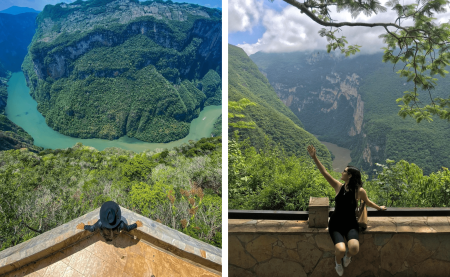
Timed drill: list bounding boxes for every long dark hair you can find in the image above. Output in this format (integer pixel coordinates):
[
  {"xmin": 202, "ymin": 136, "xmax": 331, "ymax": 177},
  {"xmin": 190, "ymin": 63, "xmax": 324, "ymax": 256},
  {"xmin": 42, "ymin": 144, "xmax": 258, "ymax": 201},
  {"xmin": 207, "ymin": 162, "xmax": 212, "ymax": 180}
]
[{"xmin": 346, "ymin": 165, "xmax": 363, "ymax": 207}]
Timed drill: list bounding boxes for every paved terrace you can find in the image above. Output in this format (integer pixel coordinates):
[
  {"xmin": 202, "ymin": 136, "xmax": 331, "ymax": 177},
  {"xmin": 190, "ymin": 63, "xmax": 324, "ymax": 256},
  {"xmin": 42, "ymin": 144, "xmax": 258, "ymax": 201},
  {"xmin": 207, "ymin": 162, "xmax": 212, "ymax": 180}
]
[
  {"xmin": 229, "ymin": 214, "xmax": 450, "ymax": 277},
  {"xmin": 0, "ymin": 207, "xmax": 222, "ymax": 277}
]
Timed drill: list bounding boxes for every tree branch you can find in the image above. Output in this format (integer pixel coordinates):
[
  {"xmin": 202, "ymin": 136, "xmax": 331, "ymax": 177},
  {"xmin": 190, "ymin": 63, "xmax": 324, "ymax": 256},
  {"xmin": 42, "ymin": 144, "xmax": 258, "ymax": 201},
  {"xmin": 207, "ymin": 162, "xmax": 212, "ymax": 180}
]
[
  {"xmin": 283, "ymin": 0, "xmax": 408, "ymax": 30},
  {"xmin": 21, "ymin": 220, "xmax": 43, "ymax": 234}
]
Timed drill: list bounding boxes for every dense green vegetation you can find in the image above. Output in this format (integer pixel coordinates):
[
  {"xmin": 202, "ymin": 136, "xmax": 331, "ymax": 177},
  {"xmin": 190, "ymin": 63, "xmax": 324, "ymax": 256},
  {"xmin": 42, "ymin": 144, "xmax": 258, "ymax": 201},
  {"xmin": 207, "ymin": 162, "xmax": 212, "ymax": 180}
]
[
  {"xmin": 229, "ymin": 135, "xmax": 336, "ymax": 210},
  {"xmin": 23, "ymin": 0, "xmax": 221, "ymax": 143},
  {"xmin": 229, "ymin": 136, "xmax": 450, "ymax": 210},
  {"xmin": 211, "ymin": 115, "xmax": 222, "ymax": 137},
  {"xmin": 250, "ymin": 51, "xmax": 450, "ymax": 175},
  {"xmin": 354, "ymin": 65, "xmax": 450, "ymax": 175},
  {"xmin": 0, "ymin": 137, "xmax": 222, "ymax": 250},
  {"xmin": 229, "ymin": 45, "xmax": 332, "ymax": 167},
  {"xmin": 365, "ymin": 160, "xmax": 450, "ymax": 208}
]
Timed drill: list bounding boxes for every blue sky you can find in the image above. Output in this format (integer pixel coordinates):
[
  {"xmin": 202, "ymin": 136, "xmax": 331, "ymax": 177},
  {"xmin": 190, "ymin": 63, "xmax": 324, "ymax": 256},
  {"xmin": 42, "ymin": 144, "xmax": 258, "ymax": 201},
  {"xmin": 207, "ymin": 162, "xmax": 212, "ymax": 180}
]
[
  {"xmin": 0, "ymin": 0, "xmax": 221, "ymax": 12},
  {"xmin": 229, "ymin": 0, "xmax": 450, "ymax": 56},
  {"xmin": 228, "ymin": 0, "xmax": 286, "ymax": 46}
]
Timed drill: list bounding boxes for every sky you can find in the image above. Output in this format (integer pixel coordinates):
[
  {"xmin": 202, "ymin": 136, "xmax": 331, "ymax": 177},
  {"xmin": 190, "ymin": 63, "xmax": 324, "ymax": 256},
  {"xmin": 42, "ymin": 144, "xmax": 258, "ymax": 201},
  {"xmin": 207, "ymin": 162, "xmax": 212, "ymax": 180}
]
[
  {"xmin": 0, "ymin": 0, "xmax": 221, "ymax": 12},
  {"xmin": 229, "ymin": 0, "xmax": 450, "ymax": 56}
]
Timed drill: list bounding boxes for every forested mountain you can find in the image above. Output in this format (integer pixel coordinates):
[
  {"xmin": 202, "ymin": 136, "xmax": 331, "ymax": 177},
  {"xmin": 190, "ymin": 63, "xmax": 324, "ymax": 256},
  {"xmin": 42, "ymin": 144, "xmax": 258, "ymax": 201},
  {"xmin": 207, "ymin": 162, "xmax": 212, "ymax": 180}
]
[
  {"xmin": 23, "ymin": 0, "xmax": 222, "ymax": 143},
  {"xmin": 0, "ymin": 12, "xmax": 42, "ymax": 152},
  {"xmin": 229, "ymin": 44, "xmax": 332, "ymax": 168},
  {"xmin": 0, "ymin": 12, "xmax": 37, "ymax": 72},
  {"xmin": 250, "ymin": 51, "xmax": 450, "ymax": 175},
  {"xmin": 0, "ymin": 6, "xmax": 40, "ymax": 15}
]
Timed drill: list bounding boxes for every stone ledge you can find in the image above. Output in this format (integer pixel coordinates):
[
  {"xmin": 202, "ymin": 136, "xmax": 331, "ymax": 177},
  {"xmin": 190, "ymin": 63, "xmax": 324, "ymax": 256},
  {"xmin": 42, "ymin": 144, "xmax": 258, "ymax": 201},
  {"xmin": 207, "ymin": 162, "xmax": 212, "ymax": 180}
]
[
  {"xmin": 0, "ymin": 206, "xmax": 222, "ymax": 275},
  {"xmin": 229, "ymin": 216, "xmax": 450, "ymax": 234}
]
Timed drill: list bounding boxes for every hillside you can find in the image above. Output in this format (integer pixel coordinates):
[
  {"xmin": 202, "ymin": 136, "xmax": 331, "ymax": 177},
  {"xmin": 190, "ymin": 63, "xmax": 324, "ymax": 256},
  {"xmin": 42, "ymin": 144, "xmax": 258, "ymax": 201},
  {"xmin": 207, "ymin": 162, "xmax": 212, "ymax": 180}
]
[
  {"xmin": 228, "ymin": 44, "xmax": 332, "ymax": 168},
  {"xmin": 250, "ymin": 51, "xmax": 450, "ymax": 175},
  {"xmin": 23, "ymin": 0, "xmax": 222, "ymax": 143},
  {"xmin": 0, "ymin": 137, "xmax": 222, "ymax": 250}
]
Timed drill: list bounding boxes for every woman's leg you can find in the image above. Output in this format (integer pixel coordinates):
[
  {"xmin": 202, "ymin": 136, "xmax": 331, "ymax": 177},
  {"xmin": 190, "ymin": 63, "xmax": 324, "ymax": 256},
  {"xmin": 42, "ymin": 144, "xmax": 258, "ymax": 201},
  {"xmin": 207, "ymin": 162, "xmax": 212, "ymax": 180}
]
[
  {"xmin": 346, "ymin": 229, "xmax": 360, "ymax": 257},
  {"xmin": 330, "ymin": 231, "xmax": 346, "ymax": 264}
]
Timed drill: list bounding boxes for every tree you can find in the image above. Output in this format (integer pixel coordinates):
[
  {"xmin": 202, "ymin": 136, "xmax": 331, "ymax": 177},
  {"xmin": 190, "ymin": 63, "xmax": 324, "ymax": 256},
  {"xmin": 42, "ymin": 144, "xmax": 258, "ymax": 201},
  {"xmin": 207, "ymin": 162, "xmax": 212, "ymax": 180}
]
[
  {"xmin": 279, "ymin": 0, "xmax": 450, "ymax": 122},
  {"xmin": 228, "ymin": 98, "xmax": 258, "ymax": 129}
]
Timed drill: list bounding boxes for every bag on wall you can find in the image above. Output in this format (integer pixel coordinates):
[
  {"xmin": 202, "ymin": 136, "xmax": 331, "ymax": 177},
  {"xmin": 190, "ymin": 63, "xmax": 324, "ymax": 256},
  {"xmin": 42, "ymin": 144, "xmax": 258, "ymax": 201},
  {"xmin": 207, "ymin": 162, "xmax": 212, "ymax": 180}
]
[{"xmin": 355, "ymin": 189, "xmax": 368, "ymax": 230}]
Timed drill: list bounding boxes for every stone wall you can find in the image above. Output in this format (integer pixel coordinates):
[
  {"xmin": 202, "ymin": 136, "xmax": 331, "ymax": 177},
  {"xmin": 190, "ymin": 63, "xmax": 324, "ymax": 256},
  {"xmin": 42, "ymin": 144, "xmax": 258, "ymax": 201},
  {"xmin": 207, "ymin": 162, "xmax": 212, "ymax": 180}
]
[{"xmin": 229, "ymin": 217, "xmax": 450, "ymax": 277}]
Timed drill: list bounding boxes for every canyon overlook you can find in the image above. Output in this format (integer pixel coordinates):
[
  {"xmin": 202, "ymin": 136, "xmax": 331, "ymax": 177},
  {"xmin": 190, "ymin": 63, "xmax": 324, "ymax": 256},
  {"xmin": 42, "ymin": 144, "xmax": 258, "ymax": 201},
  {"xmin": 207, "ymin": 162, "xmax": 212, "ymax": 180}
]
[
  {"xmin": 250, "ymin": 51, "xmax": 450, "ymax": 174},
  {"xmin": 23, "ymin": 0, "xmax": 222, "ymax": 143}
]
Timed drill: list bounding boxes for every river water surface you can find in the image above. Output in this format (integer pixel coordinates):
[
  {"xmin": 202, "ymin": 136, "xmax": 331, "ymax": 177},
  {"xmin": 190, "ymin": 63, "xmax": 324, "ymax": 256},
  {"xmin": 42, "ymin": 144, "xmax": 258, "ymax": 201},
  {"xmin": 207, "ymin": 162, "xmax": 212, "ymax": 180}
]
[
  {"xmin": 314, "ymin": 135, "xmax": 352, "ymax": 173},
  {"xmin": 6, "ymin": 72, "xmax": 222, "ymax": 152}
]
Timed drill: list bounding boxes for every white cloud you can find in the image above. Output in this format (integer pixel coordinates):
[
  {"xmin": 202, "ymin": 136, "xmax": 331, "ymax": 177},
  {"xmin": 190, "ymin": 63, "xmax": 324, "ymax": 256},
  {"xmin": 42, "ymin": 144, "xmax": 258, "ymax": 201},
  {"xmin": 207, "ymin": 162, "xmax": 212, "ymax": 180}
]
[
  {"xmin": 229, "ymin": 0, "xmax": 264, "ymax": 33},
  {"xmin": 237, "ymin": 6, "xmax": 328, "ymax": 55},
  {"xmin": 237, "ymin": 0, "xmax": 450, "ymax": 56}
]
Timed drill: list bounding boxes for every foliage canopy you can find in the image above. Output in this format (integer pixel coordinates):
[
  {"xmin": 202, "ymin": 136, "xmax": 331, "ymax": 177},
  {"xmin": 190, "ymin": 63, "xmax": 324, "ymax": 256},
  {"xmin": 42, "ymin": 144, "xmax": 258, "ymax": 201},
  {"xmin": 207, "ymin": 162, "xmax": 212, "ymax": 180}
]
[
  {"xmin": 229, "ymin": 135, "xmax": 450, "ymax": 210},
  {"xmin": 0, "ymin": 137, "xmax": 222, "ymax": 250}
]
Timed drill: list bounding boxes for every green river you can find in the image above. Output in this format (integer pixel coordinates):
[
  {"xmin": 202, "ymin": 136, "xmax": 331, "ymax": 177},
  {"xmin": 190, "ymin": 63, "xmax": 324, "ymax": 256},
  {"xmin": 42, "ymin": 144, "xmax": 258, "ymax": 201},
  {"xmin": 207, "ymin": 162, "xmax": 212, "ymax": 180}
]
[
  {"xmin": 313, "ymin": 135, "xmax": 352, "ymax": 173},
  {"xmin": 6, "ymin": 72, "xmax": 222, "ymax": 152}
]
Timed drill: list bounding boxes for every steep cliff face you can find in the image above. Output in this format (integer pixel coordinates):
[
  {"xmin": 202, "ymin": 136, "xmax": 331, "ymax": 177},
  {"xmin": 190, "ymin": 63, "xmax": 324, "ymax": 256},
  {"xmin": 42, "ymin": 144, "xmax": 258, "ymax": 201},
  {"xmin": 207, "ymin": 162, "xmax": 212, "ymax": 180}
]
[
  {"xmin": 23, "ymin": 0, "xmax": 221, "ymax": 143},
  {"xmin": 256, "ymin": 52, "xmax": 365, "ymax": 149},
  {"xmin": 250, "ymin": 51, "xmax": 450, "ymax": 175}
]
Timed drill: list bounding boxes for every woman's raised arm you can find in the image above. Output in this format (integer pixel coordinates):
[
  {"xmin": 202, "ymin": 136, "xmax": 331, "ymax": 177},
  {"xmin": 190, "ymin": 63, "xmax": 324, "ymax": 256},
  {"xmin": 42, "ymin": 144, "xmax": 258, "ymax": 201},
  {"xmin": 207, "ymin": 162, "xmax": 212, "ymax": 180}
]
[{"xmin": 307, "ymin": 145, "xmax": 341, "ymax": 194}]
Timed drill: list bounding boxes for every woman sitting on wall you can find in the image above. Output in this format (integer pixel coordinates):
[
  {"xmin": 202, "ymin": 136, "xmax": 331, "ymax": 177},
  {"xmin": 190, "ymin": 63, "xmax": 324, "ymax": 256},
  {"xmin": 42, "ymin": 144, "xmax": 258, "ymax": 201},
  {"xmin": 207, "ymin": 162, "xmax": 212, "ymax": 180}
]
[{"xmin": 307, "ymin": 145, "xmax": 386, "ymax": 276}]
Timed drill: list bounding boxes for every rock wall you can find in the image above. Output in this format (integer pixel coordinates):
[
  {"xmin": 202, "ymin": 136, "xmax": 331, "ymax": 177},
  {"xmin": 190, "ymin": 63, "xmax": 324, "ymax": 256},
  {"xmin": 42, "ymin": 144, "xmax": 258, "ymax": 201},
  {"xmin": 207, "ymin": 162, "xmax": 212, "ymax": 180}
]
[{"xmin": 229, "ymin": 218, "xmax": 450, "ymax": 277}]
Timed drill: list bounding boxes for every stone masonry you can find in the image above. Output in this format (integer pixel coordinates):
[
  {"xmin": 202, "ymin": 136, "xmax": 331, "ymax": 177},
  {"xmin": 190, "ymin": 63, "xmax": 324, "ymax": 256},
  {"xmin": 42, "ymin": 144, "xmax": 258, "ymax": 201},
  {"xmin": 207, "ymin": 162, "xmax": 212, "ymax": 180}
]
[{"xmin": 229, "ymin": 217, "xmax": 450, "ymax": 277}]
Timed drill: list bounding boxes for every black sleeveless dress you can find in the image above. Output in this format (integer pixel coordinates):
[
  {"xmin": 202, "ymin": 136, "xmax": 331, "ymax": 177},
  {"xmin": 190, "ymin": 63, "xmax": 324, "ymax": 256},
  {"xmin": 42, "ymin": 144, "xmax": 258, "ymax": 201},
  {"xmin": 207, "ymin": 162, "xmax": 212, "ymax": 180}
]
[{"xmin": 328, "ymin": 185, "xmax": 359, "ymax": 241}]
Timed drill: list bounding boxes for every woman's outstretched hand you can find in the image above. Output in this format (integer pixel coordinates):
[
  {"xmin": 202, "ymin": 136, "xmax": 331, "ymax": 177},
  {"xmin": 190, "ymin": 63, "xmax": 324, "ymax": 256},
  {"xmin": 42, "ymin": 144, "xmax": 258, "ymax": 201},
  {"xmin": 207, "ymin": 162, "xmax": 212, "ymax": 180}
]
[
  {"xmin": 379, "ymin": 206, "xmax": 387, "ymax": 211},
  {"xmin": 307, "ymin": 145, "xmax": 316, "ymax": 158}
]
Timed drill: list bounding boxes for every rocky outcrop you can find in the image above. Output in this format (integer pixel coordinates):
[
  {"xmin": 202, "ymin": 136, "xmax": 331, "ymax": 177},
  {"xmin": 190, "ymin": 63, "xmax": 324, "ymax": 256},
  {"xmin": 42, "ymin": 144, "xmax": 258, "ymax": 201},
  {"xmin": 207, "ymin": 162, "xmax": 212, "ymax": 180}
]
[
  {"xmin": 281, "ymin": 69, "xmax": 364, "ymax": 139},
  {"xmin": 37, "ymin": 0, "xmax": 214, "ymax": 43},
  {"xmin": 31, "ymin": 19, "xmax": 221, "ymax": 82}
]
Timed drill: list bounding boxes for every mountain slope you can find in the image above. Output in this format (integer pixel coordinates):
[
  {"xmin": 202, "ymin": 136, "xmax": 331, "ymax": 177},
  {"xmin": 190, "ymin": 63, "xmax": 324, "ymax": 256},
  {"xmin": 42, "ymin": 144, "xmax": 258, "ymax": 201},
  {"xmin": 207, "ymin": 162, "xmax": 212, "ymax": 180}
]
[
  {"xmin": 250, "ymin": 51, "xmax": 450, "ymax": 174},
  {"xmin": 229, "ymin": 44, "xmax": 332, "ymax": 168},
  {"xmin": 0, "ymin": 6, "xmax": 40, "ymax": 15},
  {"xmin": 23, "ymin": 0, "xmax": 221, "ymax": 143},
  {"xmin": 0, "ymin": 12, "xmax": 37, "ymax": 71}
]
